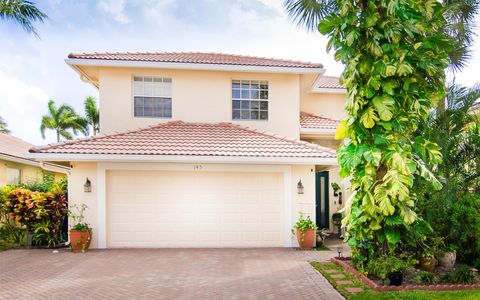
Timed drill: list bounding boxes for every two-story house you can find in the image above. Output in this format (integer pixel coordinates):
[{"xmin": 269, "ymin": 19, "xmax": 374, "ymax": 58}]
[{"xmin": 29, "ymin": 52, "xmax": 347, "ymax": 249}]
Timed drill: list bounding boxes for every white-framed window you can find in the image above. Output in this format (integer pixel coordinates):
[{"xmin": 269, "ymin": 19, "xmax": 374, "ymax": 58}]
[
  {"xmin": 6, "ymin": 167, "xmax": 20, "ymax": 185},
  {"xmin": 133, "ymin": 76, "xmax": 172, "ymax": 118},
  {"xmin": 232, "ymin": 80, "xmax": 268, "ymax": 120}
]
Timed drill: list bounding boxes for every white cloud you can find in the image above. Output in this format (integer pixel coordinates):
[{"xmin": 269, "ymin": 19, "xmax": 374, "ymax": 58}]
[
  {"xmin": 0, "ymin": 71, "xmax": 56, "ymax": 145},
  {"xmin": 97, "ymin": 0, "xmax": 131, "ymax": 24}
]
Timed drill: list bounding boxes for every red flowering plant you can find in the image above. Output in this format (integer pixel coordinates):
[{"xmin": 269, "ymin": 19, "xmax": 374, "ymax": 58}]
[{"xmin": 6, "ymin": 187, "xmax": 67, "ymax": 247}]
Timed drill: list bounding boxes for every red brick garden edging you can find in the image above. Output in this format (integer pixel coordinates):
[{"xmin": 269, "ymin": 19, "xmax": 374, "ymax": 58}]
[{"xmin": 330, "ymin": 257, "xmax": 480, "ymax": 291}]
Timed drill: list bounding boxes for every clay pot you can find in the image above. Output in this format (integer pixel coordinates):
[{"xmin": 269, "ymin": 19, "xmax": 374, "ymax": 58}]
[
  {"xmin": 69, "ymin": 229, "xmax": 92, "ymax": 253},
  {"xmin": 439, "ymin": 252, "xmax": 456, "ymax": 270},
  {"xmin": 420, "ymin": 256, "xmax": 437, "ymax": 272},
  {"xmin": 296, "ymin": 228, "xmax": 315, "ymax": 250}
]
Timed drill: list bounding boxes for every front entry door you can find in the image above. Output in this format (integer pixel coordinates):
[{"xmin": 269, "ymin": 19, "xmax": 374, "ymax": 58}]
[{"xmin": 315, "ymin": 171, "xmax": 330, "ymax": 229}]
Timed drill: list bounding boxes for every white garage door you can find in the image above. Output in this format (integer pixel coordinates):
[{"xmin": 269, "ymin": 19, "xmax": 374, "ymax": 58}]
[{"xmin": 106, "ymin": 170, "xmax": 285, "ymax": 248}]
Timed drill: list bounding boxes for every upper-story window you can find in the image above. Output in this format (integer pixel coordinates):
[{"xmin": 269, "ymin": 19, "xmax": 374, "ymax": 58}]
[
  {"xmin": 232, "ymin": 80, "xmax": 268, "ymax": 120},
  {"xmin": 133, "ymin": 76, "xmax": 172, "ymax": 118}
]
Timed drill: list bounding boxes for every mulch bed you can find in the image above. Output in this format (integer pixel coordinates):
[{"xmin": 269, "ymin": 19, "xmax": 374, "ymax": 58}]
[{"xmin": 331, "ymin": 257, "xmax": 480, "ymax": 291}]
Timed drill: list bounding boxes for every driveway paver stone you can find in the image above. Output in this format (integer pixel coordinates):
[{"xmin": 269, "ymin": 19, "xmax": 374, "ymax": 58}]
[{"xmin": 0, "ymin": 248, "xmax": 344, "ymax": 300}]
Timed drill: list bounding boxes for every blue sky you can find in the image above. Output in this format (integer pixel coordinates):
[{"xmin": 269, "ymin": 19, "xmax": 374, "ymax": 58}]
[{"xmin": 1, "ymin": 0, "xmax": 479, "ymax": 145}]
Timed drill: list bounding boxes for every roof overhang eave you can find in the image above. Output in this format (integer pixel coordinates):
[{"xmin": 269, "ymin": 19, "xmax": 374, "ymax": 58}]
[
  {"xmin": 65, "ymin": 58, "xmax": 326, "ymax": 75},
  {"xmin": 26, "ymin": 153, "xmax": 338, "ymax": 165},
  {"xmin": 308, "ymin": 87, "xmax": 347, "ymax": 94},
  {"xmin": 300, "ymin": 128, "xmax": 337, "ymax": 135}
]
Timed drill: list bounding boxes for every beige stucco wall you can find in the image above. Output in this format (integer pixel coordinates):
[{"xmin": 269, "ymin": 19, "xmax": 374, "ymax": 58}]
[
  {"xmin": 299, "ymin": 74, "xmax": 347, "ymax": 120},
  {"xmin": 69, "ymin": 162, "xmax": 98, "ymax": 247},
  {"xmin": 291, "ymin": 165, "xmax": 316, "ymax": 247},
  {"xmin": 98, "ymin": 67, "xmax": 301, "ymax": 140},
  {"xmin": 0, "ymin": 159, "xmax": 64, "ymax": 187},
  {"xmin": 68, "ymin": 162, "xmax": 316, "ymax": 249}
]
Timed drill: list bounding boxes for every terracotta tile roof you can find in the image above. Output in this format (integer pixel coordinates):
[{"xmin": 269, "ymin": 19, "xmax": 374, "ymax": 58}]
[
  {"xmin": 68, "ymin": 52, "xmax": 323, "ymax": 69},
  {"xmin": 300, "ymin": 112, "xmax": 340, "ymax": 130},
  {"xmin": 0, "ymin": 133, "xmax": 36, "ymax": 161},
  {"xmin": 316, "ymin": 76, "xmax": 344, "ymax": 89},
  {"xmin": 30, "ymin": 121, "xmax": 335, "ymax": 158}
]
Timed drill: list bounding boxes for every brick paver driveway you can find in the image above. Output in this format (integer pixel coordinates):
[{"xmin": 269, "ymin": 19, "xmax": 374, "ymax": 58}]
[{"xmin": 0, "ymin": 248, "xmax": 343, "ymax": 300}]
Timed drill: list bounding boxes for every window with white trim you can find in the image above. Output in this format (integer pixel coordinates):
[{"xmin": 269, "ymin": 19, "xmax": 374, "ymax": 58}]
[
  {"xmin": 6, "ymin": 167, "xmax": 20, "ymax": 185},
  {"xmin": 133, "ymin": 76, "xmax": 172, "ymax": 118},
  {"xmin": 232, "ymin": 80, "xmax": 268, "ymax": 120}
]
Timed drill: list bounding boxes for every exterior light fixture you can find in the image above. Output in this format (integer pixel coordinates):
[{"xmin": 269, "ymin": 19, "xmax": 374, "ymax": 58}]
[
  {"xmin": 297, "ymin": 180, "xmax": 304, "ymax": 194},
  {"xmin": 84, "ymin": 178, "xmax": 92, "ymax": 193},
  {"xmin": 337, "ymin": 246, "xmax": 343, "ymax": 258}
]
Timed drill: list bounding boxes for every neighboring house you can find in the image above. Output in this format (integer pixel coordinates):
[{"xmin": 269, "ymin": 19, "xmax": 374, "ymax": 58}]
[
  {"xmin": 29, "ymin": 52, "xmax": 347, "ymax": 249},
  {"xmin": 0, "ymin": 133, "xmax": 68, "ymax": 186}
]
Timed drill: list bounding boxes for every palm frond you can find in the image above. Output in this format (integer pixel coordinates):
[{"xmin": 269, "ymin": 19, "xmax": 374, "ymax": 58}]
[
  {"xmin": 283, "ymin": 0, "xmax": 336, "ymax": 32},
  {"xmin": 84, "ymin": 96, "xmax": 99, "ymax": 135},
  {"xmin": 0, "ymin": 0, "xmax": 47, "ymax": 38},
  {"xmin": 0, "ymin": 116, "xmax": 10, "ymax": 134}
]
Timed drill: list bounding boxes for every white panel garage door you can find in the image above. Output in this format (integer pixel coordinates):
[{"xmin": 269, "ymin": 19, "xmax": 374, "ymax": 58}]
[{"xmin": 107, "ymin": 170, "xmax": 285, "ymax": 248}]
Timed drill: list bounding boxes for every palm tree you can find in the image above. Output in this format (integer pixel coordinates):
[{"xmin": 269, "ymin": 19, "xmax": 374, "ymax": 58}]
[
  {"xmin": 424, "ymin": 84, "xmax": 480, "ymax": 195},
  {"xmin": 84, "ymin": 96, "xmax": 99, "ymax": 135},
  {"xmin": 0, "ymin": 0, "xmax": 47, "ymax": 37},
  {"xmin": 283, "ymin": 0, "xmax": 479, "ymax": 73},
  {"xmin": 40, "ymin": 99, "xmax": 88, "ymax": 142},
  {"xmin": 0, "ymin": 116, "xmax": 9, "ymax": 134}
]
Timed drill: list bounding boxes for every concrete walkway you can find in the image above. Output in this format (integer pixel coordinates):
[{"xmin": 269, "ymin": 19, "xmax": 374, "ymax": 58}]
[{"xmin": 0, "ymin": 248, "xmax": 344, "ymax": 300}]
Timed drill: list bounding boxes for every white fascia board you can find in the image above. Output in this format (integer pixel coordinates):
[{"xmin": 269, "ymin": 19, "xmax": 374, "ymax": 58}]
[
  {"xmin": 300, "ymin": 128, "xmax": 336, "ymax": 135},
  {"xmin": 26, "ymin": 153, "xmax": 338, "ymax": 165},
  {"xmin": 0, "ymin": 154, "xmax": 40, "ymax": 167},
  {"xmin": 308, "ymin": 87, "xmax": 347, "ymax": 94},
  {"xmin": 65, "ymin": 58, "xmax": 325, "ymax": 75},
  {"xmin": 0, "ymin": 154, "xmax": 70, "ymax": 173}
]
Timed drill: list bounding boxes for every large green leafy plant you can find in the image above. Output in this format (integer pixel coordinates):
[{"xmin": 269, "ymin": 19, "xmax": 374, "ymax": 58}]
[{"xmin": 318, "ymin": 0, "xmax": 450, "ymax": 264}]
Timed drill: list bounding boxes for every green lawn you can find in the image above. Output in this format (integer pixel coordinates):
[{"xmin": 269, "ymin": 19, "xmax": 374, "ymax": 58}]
[{"xmin": 311, "ymin": 262, "xmax": 480, "ymax": 300}]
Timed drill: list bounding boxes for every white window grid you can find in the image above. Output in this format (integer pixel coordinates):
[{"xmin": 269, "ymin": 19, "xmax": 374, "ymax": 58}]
[
  {"xmin": 232, "ymin": 80, "xmax": 268, "ymax": 120},
  {"xmin": 133, "ymin": 76, "xmax": 172, "ymax": 118}
]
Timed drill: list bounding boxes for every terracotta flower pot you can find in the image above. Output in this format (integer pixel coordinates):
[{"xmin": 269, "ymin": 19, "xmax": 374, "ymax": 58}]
[
  {"xmin": 439, "ymin": 252, "xmax": 456, "ymax": 270},
  {"xmin": 69, "ymin": 229, "xmax": 92, "ymax": 253},
  {"xmin": 420, "ymin": 256, "xmax": 437, "ymax": 272},
  {"xmin": 296, "ymin": 228, "xmax": 315, "ymax": 250}
]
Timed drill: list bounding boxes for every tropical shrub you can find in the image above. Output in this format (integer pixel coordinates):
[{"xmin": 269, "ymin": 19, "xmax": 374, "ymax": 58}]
[
  {"xmin": 19, "ymin": 173, "xmax": 55, "ymax": 193},
  {"xmin": 416, "ymin": 271, "xmax": 438, "ymax": 284},
  {"xmin": 418, "ymin": 193, "xmax": 480, "ymax": 264},
  {"xmin": 5, "ymin": 186, "xmax": 68, "ymax": 247},
  {"xmin": 0, "ymin": 186, "xmax": 26, "ymax": 249},
  {"xmin": 365, "ymin": 254, "xmax": 417, "ymax": 280},
  {"xmin": 442, "ymin": 264, "xmax": 477, "ymax": 284}
]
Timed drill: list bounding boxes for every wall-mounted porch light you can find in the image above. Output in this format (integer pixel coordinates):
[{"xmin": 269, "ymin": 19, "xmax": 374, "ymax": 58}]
[
  {"xmin": 84, "ymin": 178, "xmax": 92, "ymax": 193},
  {"xmin": 297, "ymin": 180, "xmax": 304, "ymax": 194}
]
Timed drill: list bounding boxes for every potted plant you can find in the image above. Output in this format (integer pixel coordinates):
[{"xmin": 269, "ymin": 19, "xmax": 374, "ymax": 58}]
[
  {"xmin": 419, "ymin": 237, "xmax": 442, "ymax": 272},
  {"xmin": 332, "ymin": 212, "xmax": 343, "ymax": 235},
  {"xmin": 439, "ymin": 245, "xmax": 457, "ymax": 270},
  {"xmin": 292, "ymin": 213, "xmax": 317, "ymax": 250},
  {"xmin": 68, "ymin": 204, "xmax": 91, "ymax": 253},
  {"xmin": 365, "ymin": 254, "xmax": 417, "ymax": 286}
]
